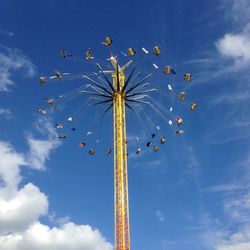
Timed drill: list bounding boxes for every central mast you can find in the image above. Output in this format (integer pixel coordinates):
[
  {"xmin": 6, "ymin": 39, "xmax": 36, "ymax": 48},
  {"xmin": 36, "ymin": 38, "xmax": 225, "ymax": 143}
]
[{"xmin": 112, "ymin": 61, "xmax": 130, "ymax": 250}]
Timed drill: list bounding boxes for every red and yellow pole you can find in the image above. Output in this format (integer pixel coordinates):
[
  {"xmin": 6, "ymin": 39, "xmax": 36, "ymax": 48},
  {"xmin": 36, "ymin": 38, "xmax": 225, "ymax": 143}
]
[{"xmin": 112, "ymin": 72, "xmax": 130, "ymax": 250}]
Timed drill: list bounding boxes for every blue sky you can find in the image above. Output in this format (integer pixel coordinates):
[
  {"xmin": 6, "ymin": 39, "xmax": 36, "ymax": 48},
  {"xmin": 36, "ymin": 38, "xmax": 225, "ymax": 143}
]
[{"xmin": 0, "ymin": 0, "xmax": 250, "ymax": 250}]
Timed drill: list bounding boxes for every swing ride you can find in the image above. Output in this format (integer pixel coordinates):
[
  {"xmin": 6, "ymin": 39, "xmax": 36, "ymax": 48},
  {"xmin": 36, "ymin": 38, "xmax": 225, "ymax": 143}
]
[{"xmin": 38, "ymin": 35, "xmax": 197, "ymax": 250}]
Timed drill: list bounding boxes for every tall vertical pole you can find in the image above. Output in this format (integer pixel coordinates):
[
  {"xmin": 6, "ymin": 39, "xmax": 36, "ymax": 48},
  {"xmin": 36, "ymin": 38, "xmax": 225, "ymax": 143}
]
[{"xmin": 113, "ymin": 72, "xmax": 130, "ymax": 250}]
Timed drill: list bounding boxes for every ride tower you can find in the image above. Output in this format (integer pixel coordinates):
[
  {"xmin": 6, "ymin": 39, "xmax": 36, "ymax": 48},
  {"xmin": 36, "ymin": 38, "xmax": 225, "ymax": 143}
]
[
  {"xmin": 112, "ymin": 60, "xmax": 130, "ymax": 250},
  {"xmin": 40, "ymin": 43, "xmax": 197, "ymax": 250}
]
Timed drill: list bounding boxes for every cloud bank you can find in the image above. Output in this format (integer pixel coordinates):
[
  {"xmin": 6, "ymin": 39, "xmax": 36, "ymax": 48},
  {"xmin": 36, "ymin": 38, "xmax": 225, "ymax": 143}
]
[
  {"xmin": 0, "ymin": 46, "xmax": 36, "ymax": 92},
  {"xmin": 0, "ymin": 121, "xmax": 112, "ymax": 250}
]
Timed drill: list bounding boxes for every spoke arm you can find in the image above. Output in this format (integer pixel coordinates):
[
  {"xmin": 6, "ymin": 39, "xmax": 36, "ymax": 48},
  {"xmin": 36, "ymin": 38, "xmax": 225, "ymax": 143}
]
[
  {"xmin": 96, "ymin": 63, "xmax": 115, "ymax": 92},
  {"xmin": 89, "ymin": 85, "xmax": 107, "ymax": 95},
  {"xmin": 121, "ymin": 64, "xmax": 137, "ymax": 92},
  {"xmin": 127, "ymin": 94, "xmax": 149, "ymax": 100},
  {"xmin": 101, "ymin": 103, "xmax": 113, "ymax": 119},
  {"xmin": 126, "ymin": 88, "xmax": 156, "ymax": 98},
  {"xmin": 89, "ymin": 96, "xmax": 111, "ymax": 101},
  {"xmin": 126, "ymin": 74, "xmax": 152, "ymax": 94},
  {"xmin": 90, "ymin": 99, "xmax": 113, "ymax": 106},
  {"xmin": 126, "ymin": 99, "xmax": 150, "ymax": 105},
  {"xmin": 80, "ymin": 90, "xmax": 112, "ymax": 98},
  {"xmin": 116, "ymin": 63, "xmax": 120, "ymax": 92},
  {"xmin": 96, "ymin": 74, "xmax": 110, "ymax": 88},
  {"xmin": 127, "ymin": 82, "xmax": 149, "ymax": 93},
  {"xmin": 84, "ymin": 75, "xmax": 112, "ymax": 95},
  {"xmin": 125, "ymin": 103, "xmax": 137, "ymax": 113},
  {"xmin": 133, "ymin": 72, "xmax": 142, "ymax": 81}
]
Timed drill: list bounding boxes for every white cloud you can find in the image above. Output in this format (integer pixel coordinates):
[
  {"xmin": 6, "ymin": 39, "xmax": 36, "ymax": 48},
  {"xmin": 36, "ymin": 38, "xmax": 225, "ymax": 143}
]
[
  {"xmin": 205, "ymin": 187, "xmax": 250, "ymax": 249},
  {"xmin": 0, "ymin": 29, "xmax": 14, "ymax": 37},
  {"xmin": 26, "ymin": 119, "xmax": 61, "ymax": 170},
  {"xmin": 216, "ymin": 226, "xmax": 250, "ymax": 250},
  {"xmin": 212, "ymin": 91, "xmax": 250, "ymax": 104},
  {"xmin": 0, "ymin": 183, "xmax": 48, "ymax": 235},
  {"xmin": 231, "ymin": 0, "xmax": 250, "ymax": 24},
  {"xmin": 224, "ymin": 193, "xmax": 250, "ymax": 222},
  {"xmin": 0, "ymin": 107, "xmax": 12, "ymax": 119},
  {"xmin": 0, "ymin": 141, "xmax": 26, "ymax": 197},
  {"xmin": 216, "ymin": 0, "xmax": 250, "ymax": 71},
  {"xmin": 204, "ymin": 191, "xmax": 250, "ymax": 250},
  {"xmin": 0, "ymin": 117, "xmax": 112, "ymax": 249},
  {"xmin": 0, "ymin": 222, "xmax": 112, "ymax": 250},
  {"xmin": 181, "ymin": 145, "xmax": 200, "ymax": 185},
  {"xmin": 216, "ymin": 28, "xmax": 250, "ymax": 68},
  {"xmin": 156, "ymin": 210, "xmax": 165, "ymax": 222},
  {"xmin": 200, "ymin": 154, "xmax": 250, "ymax": 250},
  {"xmin": 0, "ymin": 46, "xmax": 36, "ymax": 91},
  {"xmin": 26, "ymin": 136, "xmax": 59, "ymax": 170},
  {"xmin": 0, "ymin": 142, "xmax": 48, "ymax": 234},
  {"xmin": 49, "ymin": 213, "xmax": 71, "ymax": 226}
]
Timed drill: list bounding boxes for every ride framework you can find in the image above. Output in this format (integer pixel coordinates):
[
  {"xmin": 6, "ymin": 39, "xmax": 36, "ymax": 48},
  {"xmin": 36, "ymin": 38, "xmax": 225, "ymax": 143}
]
[{"xmin": 39, "ymin": 36, "xmax": 197, "ymax": 250}]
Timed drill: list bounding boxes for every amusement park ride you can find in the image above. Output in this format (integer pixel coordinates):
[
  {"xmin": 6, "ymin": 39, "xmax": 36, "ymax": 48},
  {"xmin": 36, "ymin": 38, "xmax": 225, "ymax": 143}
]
[{"xmin": 38, "ymin": 35, "xmax": 196, "ymax": 250}]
